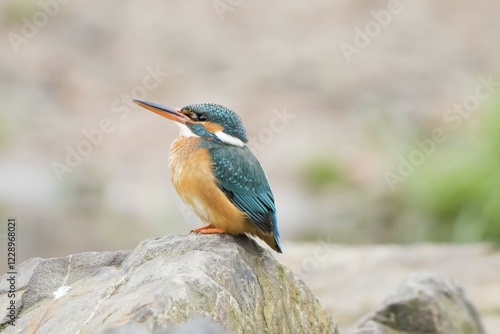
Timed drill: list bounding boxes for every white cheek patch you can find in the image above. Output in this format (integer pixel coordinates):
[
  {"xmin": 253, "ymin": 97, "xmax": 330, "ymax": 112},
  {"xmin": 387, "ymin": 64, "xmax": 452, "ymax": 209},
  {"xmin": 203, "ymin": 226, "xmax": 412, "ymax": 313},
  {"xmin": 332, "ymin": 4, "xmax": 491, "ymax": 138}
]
[
  {"xmin": 214, "ymin": 131, "xmax": 245, "ymax": 147},
  {"xmin": 176, "ymin": 123, "xmax": 199, "ymax": 138}
]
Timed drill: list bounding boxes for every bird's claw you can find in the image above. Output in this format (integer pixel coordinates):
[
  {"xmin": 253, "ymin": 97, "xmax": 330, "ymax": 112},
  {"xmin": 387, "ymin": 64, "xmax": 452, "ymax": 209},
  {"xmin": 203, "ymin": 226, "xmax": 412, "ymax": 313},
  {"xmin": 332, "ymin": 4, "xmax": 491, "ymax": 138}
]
[{"xmin": 191, "ymin": 224, "xmax": 215, "ymax": 234}]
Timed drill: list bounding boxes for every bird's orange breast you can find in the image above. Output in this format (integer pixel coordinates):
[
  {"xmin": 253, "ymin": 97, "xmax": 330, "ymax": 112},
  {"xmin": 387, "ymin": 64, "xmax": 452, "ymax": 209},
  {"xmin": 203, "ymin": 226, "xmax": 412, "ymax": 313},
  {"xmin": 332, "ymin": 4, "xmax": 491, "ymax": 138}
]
[{"xmin": 169, "ymin": 137, "xmax": 256, "ymax": 235}]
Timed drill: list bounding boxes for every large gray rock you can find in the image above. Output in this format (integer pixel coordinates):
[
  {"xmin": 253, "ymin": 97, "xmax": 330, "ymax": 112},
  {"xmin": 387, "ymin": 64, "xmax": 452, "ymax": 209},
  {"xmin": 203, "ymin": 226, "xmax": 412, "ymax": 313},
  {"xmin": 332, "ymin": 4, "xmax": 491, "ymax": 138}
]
[
  {"xmin": 101, "ymin": 318, "xmax": 225, "ymax": 334},
  {"xmin": 350, "ymin": 273, "xmax": 485, "ymax": 334},
  {"xmin": 0, "ymin": 234, "xmax": 337, "ymax": 334}
]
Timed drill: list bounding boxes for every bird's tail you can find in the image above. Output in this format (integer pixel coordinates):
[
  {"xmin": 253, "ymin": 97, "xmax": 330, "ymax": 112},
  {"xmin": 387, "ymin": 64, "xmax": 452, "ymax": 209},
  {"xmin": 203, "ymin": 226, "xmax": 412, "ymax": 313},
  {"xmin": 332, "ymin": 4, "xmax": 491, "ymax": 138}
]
[
  {"xmin": 259, "ymin": 212, "xmax": 282, "ymax": 253},
  {"xmin": 259, "ymin": 233, "xmax": 282, "ymax": 253},
  {"xmin": 271, "ymin": 212, "xmax": 282, "ymax": 253}
]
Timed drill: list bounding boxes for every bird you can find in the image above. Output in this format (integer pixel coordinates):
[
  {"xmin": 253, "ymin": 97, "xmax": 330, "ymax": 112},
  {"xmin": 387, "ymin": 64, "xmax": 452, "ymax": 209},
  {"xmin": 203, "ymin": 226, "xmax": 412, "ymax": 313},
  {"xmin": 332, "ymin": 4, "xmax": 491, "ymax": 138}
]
[{"xmin": 133, "ymin": 99, "xmax": 282, "ymax": 253}]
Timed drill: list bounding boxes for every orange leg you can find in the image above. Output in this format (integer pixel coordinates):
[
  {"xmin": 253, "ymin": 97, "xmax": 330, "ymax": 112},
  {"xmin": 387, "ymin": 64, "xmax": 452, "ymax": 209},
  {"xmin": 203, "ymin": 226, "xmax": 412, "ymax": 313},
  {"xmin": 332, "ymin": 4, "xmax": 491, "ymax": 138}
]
[
  {"xmin": 191, "ymin": 224, "xmax": 214, "ymax": 233},
  {"xmin": 199, "ymin": 227, "xmax": 226, "ymax": 234}
]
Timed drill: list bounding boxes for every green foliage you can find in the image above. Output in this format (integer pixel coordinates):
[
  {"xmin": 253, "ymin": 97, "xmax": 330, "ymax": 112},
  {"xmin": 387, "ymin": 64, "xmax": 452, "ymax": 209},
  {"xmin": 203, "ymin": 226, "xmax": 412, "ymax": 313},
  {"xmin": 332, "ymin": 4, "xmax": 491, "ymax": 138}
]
[
  {"xmin": 3, "ymin": 2, "xmax": 39, "ymax": 23},
  {"xmin": 0, "ymin": 114, "xmax": 19, "ymax": 147},
  {"xmin": 406, "ymin": 99, "xmax": 500, "ymax": 243},
  {"xmin": 300, "ymin": 156, "xmax": 344, "ymax": 191}
]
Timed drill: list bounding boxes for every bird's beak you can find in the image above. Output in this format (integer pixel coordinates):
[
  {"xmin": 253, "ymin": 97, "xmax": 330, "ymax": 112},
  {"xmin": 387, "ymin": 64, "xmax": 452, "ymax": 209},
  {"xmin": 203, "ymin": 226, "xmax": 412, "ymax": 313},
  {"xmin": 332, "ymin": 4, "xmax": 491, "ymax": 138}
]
[{"xmin": 132, "ymin": 99, "xmax": 191, "ymax": 124}]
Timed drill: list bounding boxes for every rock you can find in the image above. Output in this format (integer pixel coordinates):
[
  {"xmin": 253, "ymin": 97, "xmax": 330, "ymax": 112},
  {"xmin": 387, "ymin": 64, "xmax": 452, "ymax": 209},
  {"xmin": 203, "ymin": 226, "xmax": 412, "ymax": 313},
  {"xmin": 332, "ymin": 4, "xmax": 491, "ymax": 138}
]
[
  {"xmin": 350, "ymin": 273, "xmax": 486, "ymax": 334},
  {"xmin": 0, "ymin": 234, "xmax": 337, "ymax": 334},
  {"xmin": 279, "ymin": 243, "xmax": 499, "ymax": 333},
  {"xmin": 102, "ymin": 317, "xmax": 225, "ymax": 334}
]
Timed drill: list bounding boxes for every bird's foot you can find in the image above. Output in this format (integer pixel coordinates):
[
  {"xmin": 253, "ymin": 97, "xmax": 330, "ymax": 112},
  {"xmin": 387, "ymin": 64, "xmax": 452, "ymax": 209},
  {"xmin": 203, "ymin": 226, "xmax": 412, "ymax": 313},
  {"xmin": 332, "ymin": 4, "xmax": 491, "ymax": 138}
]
[
  {"xmin": 199, "ymin": 227, "xmax": 226, "ymax": 234},
  {"xmin": 191, "ymin": 224, "xmax": 215, "ymax": 234}
]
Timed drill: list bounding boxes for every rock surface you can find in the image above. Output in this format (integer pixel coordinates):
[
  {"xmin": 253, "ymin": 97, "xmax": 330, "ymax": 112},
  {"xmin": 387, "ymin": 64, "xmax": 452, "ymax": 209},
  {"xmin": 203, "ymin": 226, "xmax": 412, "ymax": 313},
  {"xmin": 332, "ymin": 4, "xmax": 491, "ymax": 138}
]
[
  {"xmin": 278, "ymin": 243, "xmax": 500, "ymax": 333},
  {"xmin": 101, "ymin": 318, "xmax": 225, "ymax": 334},
  {"xmin": 350, "ymin": 273, "xmax": 485, "ymax": 334},
  {"xmin": 0, "ymin": 234, "xmax": 337, "ymax": 334}
]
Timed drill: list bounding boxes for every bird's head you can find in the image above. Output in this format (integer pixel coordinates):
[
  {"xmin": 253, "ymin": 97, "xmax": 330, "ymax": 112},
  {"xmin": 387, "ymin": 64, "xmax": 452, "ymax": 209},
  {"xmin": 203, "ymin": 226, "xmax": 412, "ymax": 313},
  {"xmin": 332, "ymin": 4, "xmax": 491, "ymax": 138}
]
[{"xmin": 133, "ymin": 99, "xmax": 247, "ymax": 147}]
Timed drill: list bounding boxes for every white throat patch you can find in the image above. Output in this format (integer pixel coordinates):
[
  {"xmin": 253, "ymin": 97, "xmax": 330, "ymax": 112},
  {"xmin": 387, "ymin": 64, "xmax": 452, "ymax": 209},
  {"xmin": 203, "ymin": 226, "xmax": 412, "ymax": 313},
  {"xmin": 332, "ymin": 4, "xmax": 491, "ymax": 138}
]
[
  {"xmin": 214, "ymin": 131, "xmax": 245, "ymax": 147},
  {"xmin": 176, "ymin": 123, "xmax": 199, "ymax": 138}
]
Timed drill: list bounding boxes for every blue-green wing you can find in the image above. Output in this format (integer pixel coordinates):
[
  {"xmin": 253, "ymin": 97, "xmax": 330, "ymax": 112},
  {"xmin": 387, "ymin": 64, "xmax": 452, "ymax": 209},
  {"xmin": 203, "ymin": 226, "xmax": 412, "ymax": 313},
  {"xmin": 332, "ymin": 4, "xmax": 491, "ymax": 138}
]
[{"xmin": 207, "ymin": 145, "xmax": 276, "ymax": 234}]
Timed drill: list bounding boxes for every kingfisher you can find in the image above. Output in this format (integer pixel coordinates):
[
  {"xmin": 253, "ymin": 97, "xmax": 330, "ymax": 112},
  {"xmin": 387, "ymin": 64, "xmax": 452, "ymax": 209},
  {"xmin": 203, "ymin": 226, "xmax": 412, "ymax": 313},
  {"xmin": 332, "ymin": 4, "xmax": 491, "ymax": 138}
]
[{"xmin": 133, "ymin": 99, "xmax": 282, "ymax": 253}]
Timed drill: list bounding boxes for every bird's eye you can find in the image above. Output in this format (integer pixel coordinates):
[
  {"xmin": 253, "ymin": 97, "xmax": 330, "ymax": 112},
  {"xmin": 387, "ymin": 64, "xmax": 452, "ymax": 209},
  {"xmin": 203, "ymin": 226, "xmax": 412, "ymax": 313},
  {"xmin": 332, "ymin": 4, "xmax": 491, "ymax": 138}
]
[{"xmin": 198, "ymin": 115, "xmax": 207, "ymax": 121}]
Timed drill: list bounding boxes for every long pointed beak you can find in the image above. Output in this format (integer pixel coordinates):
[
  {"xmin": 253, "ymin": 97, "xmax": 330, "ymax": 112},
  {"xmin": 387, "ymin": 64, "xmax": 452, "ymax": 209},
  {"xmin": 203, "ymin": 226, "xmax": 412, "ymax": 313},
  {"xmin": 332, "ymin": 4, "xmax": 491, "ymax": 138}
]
[{"xmin": 132, "ymin": 99, "xmax": 191, "ymax": 124}]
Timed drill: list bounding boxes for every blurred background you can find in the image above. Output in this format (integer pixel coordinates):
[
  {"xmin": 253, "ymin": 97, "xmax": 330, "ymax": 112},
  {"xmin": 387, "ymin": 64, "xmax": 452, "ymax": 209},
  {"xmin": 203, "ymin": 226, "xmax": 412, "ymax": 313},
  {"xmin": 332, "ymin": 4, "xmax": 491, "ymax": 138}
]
[{"xmin": 1, "ymin": 1, "xmax": 500, "ymax": 262}]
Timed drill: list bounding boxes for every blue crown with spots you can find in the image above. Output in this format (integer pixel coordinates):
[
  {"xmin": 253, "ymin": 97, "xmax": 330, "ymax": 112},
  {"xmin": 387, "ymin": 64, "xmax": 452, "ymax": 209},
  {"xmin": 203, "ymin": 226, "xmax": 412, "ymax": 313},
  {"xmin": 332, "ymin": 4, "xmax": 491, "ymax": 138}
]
[{"xmin": 183, "ymin": 103, "xmax": 248, "ymax": 143}]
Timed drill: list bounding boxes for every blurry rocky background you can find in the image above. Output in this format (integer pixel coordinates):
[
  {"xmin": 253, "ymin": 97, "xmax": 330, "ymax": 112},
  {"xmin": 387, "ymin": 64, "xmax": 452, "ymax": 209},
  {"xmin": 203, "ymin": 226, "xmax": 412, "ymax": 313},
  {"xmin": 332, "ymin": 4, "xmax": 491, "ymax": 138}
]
[{"xmin": 1, "ymin": 0, "xmax": 500, "ymax": 332}]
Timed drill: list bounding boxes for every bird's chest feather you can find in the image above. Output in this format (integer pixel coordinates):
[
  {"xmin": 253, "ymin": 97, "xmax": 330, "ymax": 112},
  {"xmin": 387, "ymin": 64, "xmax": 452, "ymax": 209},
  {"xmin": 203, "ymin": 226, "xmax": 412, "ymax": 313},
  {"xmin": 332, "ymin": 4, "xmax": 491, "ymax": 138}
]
[
  {"xmin": 168, "ymin": 137, "xmax": 217, "ymax": 221},
  {"xmin": 169, "ymin": 137, "xmax": 198, "ymax": 183},
  {"xmin": 168, "ymin": 136, "xmax": 254, "ymax": 233}
]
